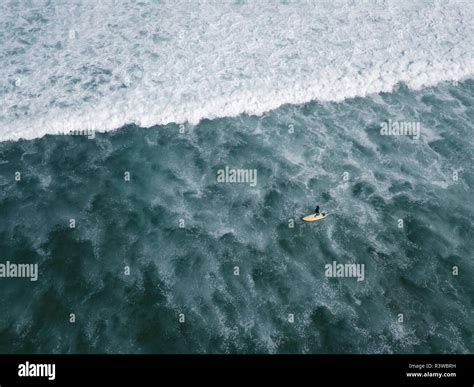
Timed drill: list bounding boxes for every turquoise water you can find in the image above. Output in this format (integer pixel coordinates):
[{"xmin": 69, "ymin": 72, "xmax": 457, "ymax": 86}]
[{"xmin": 0, "ymin": 80, "xmax": 472, "ymax": 353}]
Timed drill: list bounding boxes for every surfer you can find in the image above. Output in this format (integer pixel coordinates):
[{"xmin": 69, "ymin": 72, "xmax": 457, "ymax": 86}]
[
  {"xmin": 302, "ymin": 205, "xmax": 327, "ymax": 221},
  {"xmin": 315, "ymin": 205, "xmax": 320, "ymax": 216}
]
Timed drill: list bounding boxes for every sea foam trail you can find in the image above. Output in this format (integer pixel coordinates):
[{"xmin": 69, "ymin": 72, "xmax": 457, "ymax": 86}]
[{"xmin": 0, "ymin": 0, "xmax": 473, "ymax": 141}]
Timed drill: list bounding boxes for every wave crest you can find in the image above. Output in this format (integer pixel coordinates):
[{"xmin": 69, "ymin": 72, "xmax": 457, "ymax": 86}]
[{"xmin": 1, "ymin": 0, "xmax": 472, "ymax": 141}]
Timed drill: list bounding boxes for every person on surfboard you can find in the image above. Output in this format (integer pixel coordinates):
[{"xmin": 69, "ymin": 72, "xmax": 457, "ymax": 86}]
[{"xmin": 314, "ymin": 205, "xmax": 320, "ymax": 216}]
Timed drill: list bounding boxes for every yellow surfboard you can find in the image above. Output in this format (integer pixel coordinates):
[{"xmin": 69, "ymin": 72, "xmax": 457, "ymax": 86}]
[{"xmin": 303, "ymin": 212, "xmax": 328, "ymax": 222}]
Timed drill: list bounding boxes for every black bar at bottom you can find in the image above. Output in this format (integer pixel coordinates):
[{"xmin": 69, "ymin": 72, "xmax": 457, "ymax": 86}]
[{"xmin": 0, "ymin": 354, "xmax": 471, "ymax": 386}]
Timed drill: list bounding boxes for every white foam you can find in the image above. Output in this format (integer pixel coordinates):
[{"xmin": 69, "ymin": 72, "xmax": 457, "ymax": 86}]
[{"xmin": 1, "ymin": 0, "xmax": 473, "ymax": 141}]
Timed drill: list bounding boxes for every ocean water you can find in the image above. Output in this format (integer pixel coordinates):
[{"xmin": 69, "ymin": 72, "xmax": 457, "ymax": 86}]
[{"xmin": 0, "ymin": 1, "xmax": 473, "ymax": 354}]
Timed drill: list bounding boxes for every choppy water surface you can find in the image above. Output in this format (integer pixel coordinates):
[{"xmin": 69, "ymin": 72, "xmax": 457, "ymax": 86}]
[{"xmin": 0, "ymin": 80, "xmax": 472, "ymax": 353}]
